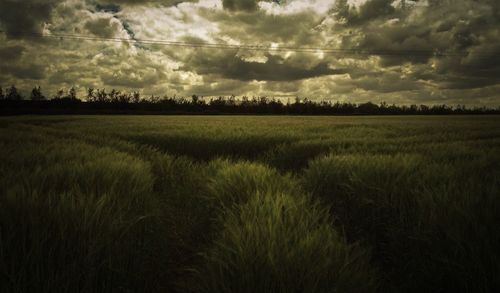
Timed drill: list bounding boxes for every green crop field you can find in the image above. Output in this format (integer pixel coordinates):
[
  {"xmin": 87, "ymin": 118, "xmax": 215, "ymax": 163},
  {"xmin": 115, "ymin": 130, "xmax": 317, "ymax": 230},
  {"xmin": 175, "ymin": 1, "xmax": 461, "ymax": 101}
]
[{"xmin": 1, "ymin": 115, "xmax": 499, "ymax": 293}]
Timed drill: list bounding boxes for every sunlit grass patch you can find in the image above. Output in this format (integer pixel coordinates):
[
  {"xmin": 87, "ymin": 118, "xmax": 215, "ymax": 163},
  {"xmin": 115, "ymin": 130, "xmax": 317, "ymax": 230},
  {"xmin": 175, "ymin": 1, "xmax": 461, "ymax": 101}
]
[
  {"xmin": 204, "ymin": 160, "xmax": 298, "ymax": 211},
  {"xmin": 192, "ymin": 190, "xmax": 377, "ymax": 293}
]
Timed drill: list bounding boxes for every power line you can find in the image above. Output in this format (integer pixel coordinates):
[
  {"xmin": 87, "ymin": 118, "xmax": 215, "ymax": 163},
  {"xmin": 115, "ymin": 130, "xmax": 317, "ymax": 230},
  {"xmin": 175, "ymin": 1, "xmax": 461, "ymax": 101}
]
[{"xmin": 1, "ymin": 30, "xmax": 496, "ymax": 58}]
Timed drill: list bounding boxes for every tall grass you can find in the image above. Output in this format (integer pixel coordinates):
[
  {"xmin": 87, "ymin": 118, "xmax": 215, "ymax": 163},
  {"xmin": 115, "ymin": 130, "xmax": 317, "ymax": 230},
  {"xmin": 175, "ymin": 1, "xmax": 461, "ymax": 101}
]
[
  {"xmin": 302, "ymin": 153, "xmax": 424, "ymax": 242},
  {"xmin": 190, "ymin": 162, "xmax": 378, "ymax": 293},
  {"xmin": 0, "ymin": 129, "xmax": 170, "ymax": 292},
  {"xmin": 1, "ymin": 115, "xmax": 499, "ymax": 293},
  {"xmin": 204, "ymin": 160, "xmax": 298, "ymax": 211},
  {"xmin": 303, "ymin": 151, "xmax": 500, "ymax": 292}
]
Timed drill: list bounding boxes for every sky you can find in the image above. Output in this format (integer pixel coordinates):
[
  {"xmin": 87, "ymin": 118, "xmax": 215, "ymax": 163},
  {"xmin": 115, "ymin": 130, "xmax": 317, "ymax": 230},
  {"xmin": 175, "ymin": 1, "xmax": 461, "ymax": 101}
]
[{"xmin": 0, "ymin": 0, "xmax": 499, "ymax": 106}]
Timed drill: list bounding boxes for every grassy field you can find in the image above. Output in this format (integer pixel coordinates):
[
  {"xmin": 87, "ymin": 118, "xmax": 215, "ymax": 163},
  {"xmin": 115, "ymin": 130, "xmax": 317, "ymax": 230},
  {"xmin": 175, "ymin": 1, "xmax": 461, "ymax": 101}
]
[{"xmin": 1, "ymin": 115, "xmax": 499, "ymax": 293}]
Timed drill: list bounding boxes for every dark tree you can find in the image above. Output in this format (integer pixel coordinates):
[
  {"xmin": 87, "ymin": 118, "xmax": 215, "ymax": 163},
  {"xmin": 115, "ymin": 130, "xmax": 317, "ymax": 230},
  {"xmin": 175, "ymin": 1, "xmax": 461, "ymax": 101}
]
[
  {"xmin": 69, "ymin": 87, "xmax": 77, "ymax": 100},
  {"xmin": 149, "ymin": 95, "xmax": 161, "ymax": 103},
  {"xmin": 6, "ymin": 85, "xmax": 22, "ymax": 100},
  {"xmin": 96, "ymin": 89, "xmax": 108, "ymax": 102},
  {"xmin": 358, "ymin": 102, "xmax": 379, "ymax": 114},
  {"xmin": 132, "ymin": 91, "xmax": 141, "ymax": 103},
  {"xmin": 87, "ymin": 88, "xmax": 96, "ymax": 102},
  {"xmin": 118, "ymin": 92, "xmax": 131, "ymax": 103},
  {"xmin": 109, "ymin": 89, "xmax": 119, "ymax": 103},
  {"xmin": 30, "ymin": 86, "xmax": 45, "ymax": 101},
  {"xmin": 1, "ymin": 84, "xmax": 498, "ymax": 115},
  {"xmin": 191, "ymin": 94, "xmax": 199, "ymax": 105},
  {"xmin": 54, "ymin": 89, "xmax": 65, "ymax": 100}
]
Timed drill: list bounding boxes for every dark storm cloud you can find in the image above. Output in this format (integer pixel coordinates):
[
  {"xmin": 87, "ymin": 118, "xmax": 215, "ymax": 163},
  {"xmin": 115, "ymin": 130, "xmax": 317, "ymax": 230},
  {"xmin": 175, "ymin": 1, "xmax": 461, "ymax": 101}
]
[
  {"xmin": 94, "ymin": 0, "xmax": 197, "ymax": 6},
  {"xmin": 0, "ymin": 44, "xmax": 44, "ymax": 80},
  {"xmin": 430, "ymin": 50, "xmax": 500, "ymax": 90},
  {"xmin": 182, "ymin": 50, "xmax": 346, "ymax": 81},
  {"xmin": 222, "ymin": 0, "xmax": 259, "ymax": 12},
  {"xmin": 356, "ymin": 24, "xmax": 435, "ymax": 66},
  {"xmin": 95, "ymin": 3, "xmax": 122, "ymax": 13},
  {"xmin": 84, "ymin": 17, "xmax": 122, "ymax": 38},
  {"xmin": 333, "ymin": 0, "xmax": 396, "ymax": 25},
  {"xmin": 1, "ymin": 0, "xmax": 499, "ymax": 105},
  {"xmin": 0, "ymin": 64, "xmax": 46, "ymax": 80},
  {"xmin": 200, "ymin": 8, "xmax": 324, "ymax": 46},
  {"xmin": 164, "ymin": 6, "xmax": 333, "ymax": 82},
  {"xmin": 0, "ymin": 45, "xmax": 24, "ymax": 61},
  {"xmin": 351, "ymin": 72, "xmax": 422, "ymax": 93},
  {"xmin": 221, "ymin": 0, "xmax": 286, "ymax": 12},
  {"xmin": 330, "ymin": 0, "xmax": 500, "ymax": 90},
  {"xmin": 357, "ymin": 0, "xmax": 395, "ymax": 21},
  {"xmin": 0, "ymin": 0, "xmax": 63, "ymax": 37}
]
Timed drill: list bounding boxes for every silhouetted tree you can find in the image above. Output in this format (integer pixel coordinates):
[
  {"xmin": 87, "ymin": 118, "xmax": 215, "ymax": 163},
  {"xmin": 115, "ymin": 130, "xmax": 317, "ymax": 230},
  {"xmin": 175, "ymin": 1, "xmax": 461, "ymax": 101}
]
[
  {"xmin": 6, "ymin": 85, "xmax": 22, "ymax": 100},
  {"xmin": 132, "ymin": 91, "xmax": 140, "ymax": 103},
  {"xmin": 258, "ymin": 96, "xmax": 268, "ymax": 106},
  {"xmin": 210, "ymin": 96, "xmax": 226, "ymax": 108},
  {"xmin": 69, "ymin": 87, "xmax": 77, "ymax": 100},
  {"xmin": 118, "ymin": 92, "xmax": 131, "ymax": 103},
  {"xmin": 191, "ymin": 94, "xmax": 199, "ymax": 104},
  {"xmin": 241, "ymin": 96, "xmax": 250, "ymax": 107},
  {"xmin": 109, "ymin": 89, "xmax": 119, "ymax": 103},
  {"xmin": 30, "ymin": 86, "xmax": 45, "ymax": 100},
  {"xmin": 358, "ymin": 102, "xmax": 380, "ymax": 114},
  {"xmin": 149, "ymin": 95, "xmax": 161, "ymax": 103},
  {"xmin": 96, "ymin": 89, "xmax": 108, "ymax": 102},
  {"xmin": 227, "ymin": 95, "xmax": 237, "ymax": 106},
  {"xmin": 409, "ymin": 104, "xmax": 418, "ymax": 114},
  {"xmin": 54, "ymin": 89, "xmax": 64, "ymax": 100},
  {"xmin": 2, "ymin": 84, "xmax": 499, "ymax": 115},
  {"xmin": 87, "ymin": 88, "xmax": 96, "ymax": 102}
]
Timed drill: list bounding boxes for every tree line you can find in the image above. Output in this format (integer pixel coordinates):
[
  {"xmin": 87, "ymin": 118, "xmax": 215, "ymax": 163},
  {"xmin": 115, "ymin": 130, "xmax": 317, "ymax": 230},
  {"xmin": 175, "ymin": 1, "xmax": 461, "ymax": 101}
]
[{"xmin": 1, "ymin": 85, "xmax": 499, "ymax": 115}]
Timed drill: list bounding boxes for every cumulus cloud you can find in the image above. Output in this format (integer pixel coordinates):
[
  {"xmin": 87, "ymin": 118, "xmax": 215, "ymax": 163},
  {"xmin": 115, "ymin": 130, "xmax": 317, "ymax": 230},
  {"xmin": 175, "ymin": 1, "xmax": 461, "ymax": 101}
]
[{"xmin": 0, "ymin": 0, "xmax": 499, "ymax": 106}]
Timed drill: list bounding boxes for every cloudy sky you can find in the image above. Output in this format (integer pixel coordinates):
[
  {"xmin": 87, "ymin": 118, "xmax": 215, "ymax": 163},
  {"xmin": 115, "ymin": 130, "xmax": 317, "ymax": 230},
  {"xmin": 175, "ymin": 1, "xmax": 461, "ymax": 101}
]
[{"xmin": 1, "ymin": 0, "xmax": 499, "ymax": 105}]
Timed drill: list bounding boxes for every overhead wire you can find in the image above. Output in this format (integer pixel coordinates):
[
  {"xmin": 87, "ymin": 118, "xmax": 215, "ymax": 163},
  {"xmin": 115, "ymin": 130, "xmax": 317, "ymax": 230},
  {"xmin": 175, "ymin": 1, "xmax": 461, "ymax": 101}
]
[{"xmin": 1, "ymin": 30, "xmax": 496, "ymax": 58}]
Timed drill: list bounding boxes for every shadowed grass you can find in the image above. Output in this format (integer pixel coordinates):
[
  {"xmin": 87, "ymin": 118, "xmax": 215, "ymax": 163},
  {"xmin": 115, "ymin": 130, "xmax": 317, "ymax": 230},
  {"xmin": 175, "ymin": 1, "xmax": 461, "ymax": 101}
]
[
  {"xmin": 0, "ymin": 137, "xmax": 163, "ymax": 292},
  {"xmin": 0, "ymin": 115, "xmax": 499, "ymax": 293},
  {"xmin": 303, "ymin": 151, "xmax": 500, "ymax": 292}
]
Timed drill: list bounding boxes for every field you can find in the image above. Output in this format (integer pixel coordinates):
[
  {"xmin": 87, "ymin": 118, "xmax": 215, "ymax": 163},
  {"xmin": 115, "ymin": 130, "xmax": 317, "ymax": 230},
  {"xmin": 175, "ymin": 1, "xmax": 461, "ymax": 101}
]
[{"xmin": 1, "ymin": 115, "xmax": 499, "ymax": 293}]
